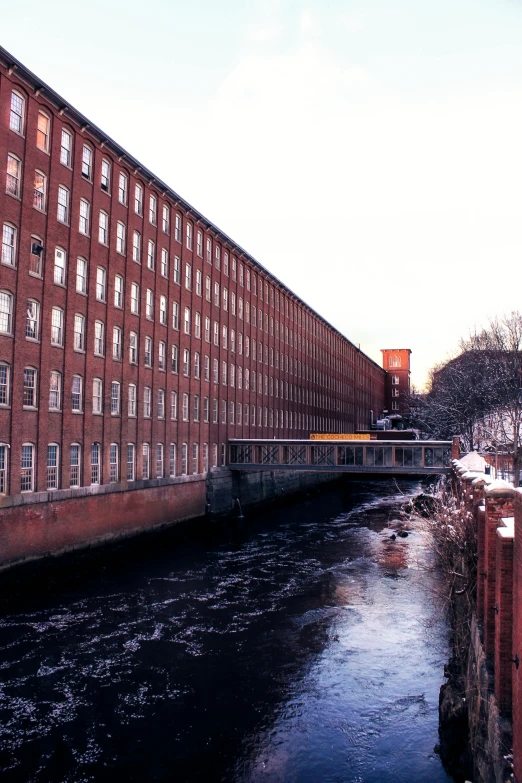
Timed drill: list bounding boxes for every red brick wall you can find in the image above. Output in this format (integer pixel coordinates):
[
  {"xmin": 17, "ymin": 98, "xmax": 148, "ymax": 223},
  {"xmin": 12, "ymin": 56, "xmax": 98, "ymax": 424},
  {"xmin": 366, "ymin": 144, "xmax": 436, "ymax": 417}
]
[
  {"xmin": 512, "ymin": 490, "xmax": 522, "ymax": 780},
  {"xmin": 0, "ymin": 478, "xmax": 206, "ymax": 568},
  {"xmin": 495, "ymin": 529, "xmax": 514, "ymax": 714},
  {"xmin": 483, "ymin": 490, "xmax": 514, "ymax": 657}
]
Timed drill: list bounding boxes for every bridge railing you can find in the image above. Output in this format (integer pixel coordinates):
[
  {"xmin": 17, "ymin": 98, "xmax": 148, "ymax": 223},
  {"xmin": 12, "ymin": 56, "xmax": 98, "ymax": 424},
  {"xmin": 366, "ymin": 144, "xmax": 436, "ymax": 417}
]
[{"xmin": 228, "ymin": 439, "xmax": 453, "ymax": 473}]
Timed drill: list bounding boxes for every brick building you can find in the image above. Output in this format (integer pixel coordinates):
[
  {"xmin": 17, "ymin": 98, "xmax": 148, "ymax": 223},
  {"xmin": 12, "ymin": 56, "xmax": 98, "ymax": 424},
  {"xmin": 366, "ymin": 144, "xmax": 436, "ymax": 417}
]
[
  {"xmin": 381, "ymin": 348, "xmax": 411, "ymax": 419},
  {"xmin": 0, "ymin": 47, "xmax": 393, "ymax": 564}
]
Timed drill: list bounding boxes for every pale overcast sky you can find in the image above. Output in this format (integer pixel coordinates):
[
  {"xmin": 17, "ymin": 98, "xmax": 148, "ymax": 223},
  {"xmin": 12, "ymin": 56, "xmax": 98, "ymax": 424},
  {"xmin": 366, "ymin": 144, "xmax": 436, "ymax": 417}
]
[{"xmin": 4, "ymin": 0, "xmax": 522, "ymax": 388}]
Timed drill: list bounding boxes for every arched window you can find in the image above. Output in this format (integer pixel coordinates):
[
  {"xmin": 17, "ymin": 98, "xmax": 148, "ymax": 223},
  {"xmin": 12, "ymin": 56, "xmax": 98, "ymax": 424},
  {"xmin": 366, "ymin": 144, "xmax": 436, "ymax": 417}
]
[
  {"xmin": 29, "ymin": 235, "xmax": 44, "ymax": 277},
  {"xmin": 192, "ymin": 443, "xmax": 199, "ymax": 475},
  {"xmin": 72, "ymin": 375, "xmax": 83, "ymax": 412},
  {"xmin": 0, "ymin": 363, "xmax": 10, "ymax": 406},
  {"xmin": 70, "ymin": 444, "xmax": 81, "ymax": 488},
  {"xmin": 181, "ymin": 443, "xmax": 188, "ymax": 475},
  {"xmin": 23, "ymin": 367, "xmax": 37, "ymax": 407},
  {"xmin": 389, "ymin": 355, "xmax": 401, "ymax": 368},
  {"xmin": 109, "ymin": 444, "xmax": 119, "ymax": 483},
  {"xmin": 156, "ymin": 444, "xmax": 164, "ymax": 478},
  {"xmin": 10, "ymin": 90, "xmax": 25, "ymax": 134},
  {"xmin": 142, "ymin": 443, "xmax": 150, "ymax": 480},
  {"xmin": 33, "ymin": 170, "xmax": 47, "ymax": 211},
  {"xmin": 2, "ymin": 224, "xmax": 17, "ymax": 267},
  {"xmin": 26, "ymin": 299, "xmax": 40, "ymax": 340},
  {"xmin": 169, "ymin": 444, "xmax": 176, "ymax": 477},
  {"xmin": 6, "ymin": 153, "xmax": 21, "ymax": 197},
  {"xmin": 91, "ymin": 443, "xmax": 101, "ymax": 485},
  {"xmin": 203, "ymin": 443, "xmax": 208, "ymax": 473},
  {"xmin": 21, "ymin": 443, "xmax": 35, "ymax": 492},
  {"xmin": 127, "ymin": 444, "xmax": 135, "ymax": 482},
  {"xmin": 47, "ymin": 443, "xmax": 59, "ymax": 490},
  {"xmin": 0, "ymin": 443, "xmax": 9, "ymax": 494}
]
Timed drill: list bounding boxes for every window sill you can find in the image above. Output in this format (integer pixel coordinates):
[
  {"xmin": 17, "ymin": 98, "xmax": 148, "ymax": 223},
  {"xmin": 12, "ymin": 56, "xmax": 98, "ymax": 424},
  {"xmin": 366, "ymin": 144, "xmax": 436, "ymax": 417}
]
[{"xmin": 23, "ymin": 406, "xmax": 38, "ymax": 411}]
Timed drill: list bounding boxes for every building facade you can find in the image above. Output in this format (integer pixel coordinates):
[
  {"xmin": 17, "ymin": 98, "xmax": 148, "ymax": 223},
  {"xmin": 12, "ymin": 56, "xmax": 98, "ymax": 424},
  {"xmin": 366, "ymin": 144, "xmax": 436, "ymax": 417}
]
[{"xmin": 0, "ymin": 48, "xmax": 394, "ymax": 565}]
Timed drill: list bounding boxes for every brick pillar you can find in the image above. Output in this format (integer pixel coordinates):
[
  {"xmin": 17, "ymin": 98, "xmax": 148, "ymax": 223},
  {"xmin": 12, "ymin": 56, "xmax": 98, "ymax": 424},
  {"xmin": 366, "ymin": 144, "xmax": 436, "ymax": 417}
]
[
  {"xmin": 452, "ymin": 436, "xmax": 460, "ymax": 460},
  {"xmin": 477, "ymin": 503, "xmax": 486, "ymax": 621},
  {"xmin": 512, "ymin": 489, "xmax": 522, "ymax": 782},
  {"xmin": 483, "ymin": 483, "xmax": 514, "ymax": 658},
  {"xmin": 495, "ymin": 518, "xmax": 514, "ymax": 715}
]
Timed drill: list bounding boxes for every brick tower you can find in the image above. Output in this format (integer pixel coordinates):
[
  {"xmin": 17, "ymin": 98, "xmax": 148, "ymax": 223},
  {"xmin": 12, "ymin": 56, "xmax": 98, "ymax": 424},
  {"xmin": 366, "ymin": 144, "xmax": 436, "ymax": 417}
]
[{"xmin": 380, "ymin": 349, "xmax": 411, "ymax": 419}]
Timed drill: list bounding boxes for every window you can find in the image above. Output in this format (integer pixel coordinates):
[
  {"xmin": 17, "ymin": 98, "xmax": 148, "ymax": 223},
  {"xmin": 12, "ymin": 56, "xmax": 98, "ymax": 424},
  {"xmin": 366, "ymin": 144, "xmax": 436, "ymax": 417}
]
[
  {"xmin": 215, "ymin": 246, "xmax": 221, "ymax": 270},
  {"xmin": 195, "ymin": 269, "xmax": 202, "ymax": 297},
  {"xmin": 158, "ymin": 390, "xmax": 165, "ymax": 419},
  {"xmin": 91, "ymin": 443, "xmax": 101, "ymax": 484},
  {"xmin": 221, "ymin": 399, "xmax": 227, "ymax": 423},
  {"xmin": 175, "ymin": 213, "xmax": 182, "ymax": 242},
  {"xmin": 183, "ymin": 348, "xmax": 190, "ymax": 377},
  {"xmin": 160, "ymin": 296, "xmax": 167, "ymax": 325},
  {"xmin": 162, "ymin": 204, "xmax": 170, "ymax": 234},
  {"xmin": 10, "ymin": 91, "xmax": 25, "ymax": 134},
  {"xmin": 205, "ymin": 275, "xmax": 211, "ymax": 302},
  {"xmin": 212, "ymin": 398, "xmax": 218, "ymax": 423},
  {"xmin": 161, "ymin": 248, "xmax": 168, "ymax": 277},
  {"xmin": 186, "ymin": 222, "xmax": 193, "ymax": 250},
  {"xmin": 70, "ymin": 444, "xmax": 81, "ymax": 488},
  {"xmin": 203, "ymin": 396, "xmax": 209, "ymax": 422},
  {"xmin": 169, "ymin": 444, "xmax": 176, "ymax": 477},
  {"xmin": 114, "ymin": 275, "xmax": 124, "ymax": 308},
  {"xmin": 101, "ymin": 159, "xmax": 111, "ymax": 191},
  {"xmin": 131, "ymin": 282, "xmax": 140, "ymax": 314},
  {"xmin": 32, "ymin": 171, "xmax": 47, "ymax": 211},
  {"xmin": 127, "ymin": 444, "xmax": 135, "ymax": 481},
  {"xmin": 146, "ymin": 289, "xmax": 154, "ymax": 319},
  {"xmin": 181, "ymin": 443, "xmax": 188, "ymax": 476},
  {"xmin": 222, "ymin": 326, "xmax": 228, "ymax": 350},
  {"xmin": 79, "ymin": 198, "xmax": 90, "ymax": 234},
  {"xmin": 6, "ymin": 154, "xmax": 21, "ymax": 197},
  {"xmin": 392, "ymin": 375, "xmax": 400, "ymax": 385},
  {"xmin": 142, "ymin": 444, "xmax": 150, "ymax": 480},
  {"xmin": 2, "ymin": 224, "xmax": 16, "ymax": 267},
  {"xmin": 99, "ymin": 210, "xmax": 108, "ymax": 244},
  {"xmin": 214, "ymin": 282, "xmax": 220, "ymax": 307},
  {"xmin": 213, "ymin": 358, "xmax": 218, "ymax": 384},
  {"xmin": 60, "ymin": 128, "xmax": 72, "ymax": 166},
  {"xmin": 0, "ymin": 363, "xmax": 10, "ymax": 406},
  {"xmin": 144, "ymin": 336, "xmax": 152, "ymax": 366},
  {"xmin": 144, "ymin": 386, "xmax": 151, "ymax": 417},
  {"xmin": 392, "ymin": 388, "xmax": 400, "ymax": 397},
  {"xmin": 128, "ymin": 384, "xmax": 137, "ymax": 417},
  {"xmin": 205, "ymin": 317, "xmax": 210, "ymax": 343},
  {"xmin": 224, "ymin": 252, "xmax": 229, "ymax": 276},
  {"xmin": 197, "ymin": 230, "xmax": 203, "ymax": 257},
  {"xmin": 76, "ymin": 257, "xmax": 87, "ymax": 294},
  {"xmin": 184, "ymin": 307, "xmax": 190, "ymax": 334},
  {"xmin": 389, "ymin": 356, "xmax": 401, "ymax": 368},
  {"xmin": 23, "ymin": 367, "xmax": 37, "ymax": 407},
  {"xmin": 51, "ymin": 307, "xmax": 63, "ymax": 346},
  {"xmin": 129, "ymin": 331, "xmax": 137, "ymax": 364},
  {"xmin": 173, "ymin": 255, "xmax": 180, "ymax": 284},
  {"xmin": 57, "ymin": 186, "xmax": 70, "ymax": 223},
  {"xmin": 54, "ymin": 247, "xmax": 66, "ymax": 285},
  {"xmin": 82, "ymin": 146, "xmax": 93, "ymax": 179},
  {"xmin": 113, "ymin": 326, "xmax": 122, "ymax": 360},
  {"xmin": 192, "ymin": 443, "xmax": 199, "ymax": 475},
  {"xmin": 182, "ymin": 393, "xmax": 189, "ymax": 421},
  {"xmin": 71, "ymin": 375, "xmax": 83, "ymax": 411},
  {"xmin": 172, "ymin": 301, "xmax": 180, "ymax": 330},
  {"xmin": 158, "ymin": 340, "xmax": 166, "ymax": 370},
  {"xmin": 194, "ymin": 312, "xmax": 201, "ymax": 340},
  {"xmin": 170, "ymin": 391, "xmax": 178, "ymax": 420},
  {"xmin": 231, "ymin": 292, "xmax": 236, "ymax": 316},
  {"xmin": 92, "ymin": 378, "xmax": 103, "ymax": 414},
  {"xmin": 94, "ymin": 320, "xmax": 104, "ymax": 355},
  {"xmin": 193, "ymin": 394, "xmax": 200, "ymax": 422},
  {"xmin": 171, "ymin": 345, "xmax": 179, "ymax": 374},
  {"xmin": 232, "ymin": 257, "xmax": 237, "ymax": 280},
  {"xmin": 21, "ymin": 444, "xmax": 35, "ymax": 492},
  {"xmin": 118, "ymin": 172, "xmax": 128, "ymax": 205},
  {"xmin": 25, "ymin": 299, "xmax": 39, "ymax": 340},
  {"xmin": 185, "ymin": 262, "xmax": 192, "ymax": 291},
  {"xmin": 116, "ymin": 221, "xmax": 125, "ymax": 254},
  {"xmin": 149, "ymin": 194, "xmax": 157, "ymax": 225},
  {"xmin": 74, "ymin": 313, "xmax": 85, "ymax": 351},
  {"xmin": 213, "ymin": 321, "xmax": 219, "ymax": 347},
  {"xmin": 147, "ymin": 240, "xmax": 155, "ymax": 270},
  {"xmin": 96, "ymin": 267, "xmax": 106, "ymax": 301},
  {"xmin": 135, "ymin": 183, "xmax": 143, "ymax": 215},
  {"xmin": 392, "ymin": 400, "xmax": 399, "ymax": 410},
  {"xmin": 36, "ymin": 111, "xmax": 50, "ymax": 151},
  {"xmin": 222, "ymin": 361, "xmax": 227, "ymax": 386},
  {"xmin": 132, "ymin": 231, "xmax": 141, "ymax": 262},
  {"xmin": 109, "ymin": 444, "xmax": 119, "ymax": 483},
  {"xmin": 111, "ymin": 382, "xmax": 120, "ymax": 415},
  {"xmin": 223, "ymin": 288, "xmax": 228, "ymax": 311}
]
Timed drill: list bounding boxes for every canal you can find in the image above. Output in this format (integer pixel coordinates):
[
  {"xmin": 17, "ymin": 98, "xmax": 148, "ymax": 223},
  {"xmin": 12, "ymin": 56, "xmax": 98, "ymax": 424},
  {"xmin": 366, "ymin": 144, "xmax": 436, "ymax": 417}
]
[{"xmin": 0, "ymin": 479, "xmax": 452, "ymax": 782}]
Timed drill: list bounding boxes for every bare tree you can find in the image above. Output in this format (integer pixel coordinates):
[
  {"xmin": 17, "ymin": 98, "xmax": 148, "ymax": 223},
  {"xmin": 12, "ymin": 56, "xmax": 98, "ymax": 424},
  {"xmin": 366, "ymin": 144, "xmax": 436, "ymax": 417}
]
[{"xmin": 411, "ymin": 311, "xmax": 522, "ymax": 486}]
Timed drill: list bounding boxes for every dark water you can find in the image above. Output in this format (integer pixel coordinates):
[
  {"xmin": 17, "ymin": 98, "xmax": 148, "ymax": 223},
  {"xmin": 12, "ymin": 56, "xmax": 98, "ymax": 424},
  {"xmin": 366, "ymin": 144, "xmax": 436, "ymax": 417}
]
[{"xmin": 0, "ymin": 479, "xmax": 452, "ymax": 783}]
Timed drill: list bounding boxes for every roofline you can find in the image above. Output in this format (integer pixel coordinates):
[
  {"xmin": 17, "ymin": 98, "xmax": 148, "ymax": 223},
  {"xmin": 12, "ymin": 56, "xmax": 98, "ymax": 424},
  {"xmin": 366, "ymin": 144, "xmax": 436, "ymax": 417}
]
[
  {"xmin": 0, "ymin": 45, "xmax": 386, "ymax": 374},
  {"xmin": 381, "ymin": 348, "xmax": 412, "ymax": 354}
]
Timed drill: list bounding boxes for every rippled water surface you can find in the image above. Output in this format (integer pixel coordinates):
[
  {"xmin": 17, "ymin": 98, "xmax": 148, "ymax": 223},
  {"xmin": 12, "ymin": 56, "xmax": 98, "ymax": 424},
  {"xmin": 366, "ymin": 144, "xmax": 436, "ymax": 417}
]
[{"xmin": 0, "ymin": 479, "xmax": 452, "ymax": 782}]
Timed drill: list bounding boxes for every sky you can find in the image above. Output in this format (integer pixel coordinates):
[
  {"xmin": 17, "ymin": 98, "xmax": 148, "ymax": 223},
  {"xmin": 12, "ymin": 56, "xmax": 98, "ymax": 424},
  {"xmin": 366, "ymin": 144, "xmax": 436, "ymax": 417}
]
[{"xmin": 4, "ymin": 0, "xmax": 522, "ymax": 389}]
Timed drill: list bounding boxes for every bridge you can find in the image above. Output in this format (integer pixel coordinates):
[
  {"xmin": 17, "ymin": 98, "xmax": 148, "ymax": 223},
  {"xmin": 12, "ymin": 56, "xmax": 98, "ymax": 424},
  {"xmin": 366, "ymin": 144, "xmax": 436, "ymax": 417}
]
[{"xmin": 228, "ymin": 439, "xmax": 453, "ymax": 475}]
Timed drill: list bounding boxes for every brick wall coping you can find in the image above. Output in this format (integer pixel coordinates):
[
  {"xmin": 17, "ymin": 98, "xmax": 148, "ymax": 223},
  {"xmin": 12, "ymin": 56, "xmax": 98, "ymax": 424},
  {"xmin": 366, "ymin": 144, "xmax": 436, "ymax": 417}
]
[
  {"xmin": 498, "ymin": 517, "xmax": 515, "ymax": 539},
  {"xmin": 484, "ymin": 481, "xmax": 515, "ymax": 498},
  {"xmin": 472, "ymin": 475, "xmax": 492, "ymax": 488}
]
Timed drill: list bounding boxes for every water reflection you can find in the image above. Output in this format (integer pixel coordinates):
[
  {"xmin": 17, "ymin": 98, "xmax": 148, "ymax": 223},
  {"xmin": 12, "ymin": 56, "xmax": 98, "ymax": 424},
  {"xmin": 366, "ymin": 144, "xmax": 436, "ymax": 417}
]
[{"xmin": 0, "ymin": 479, "xmax": 451, "ymax": 782}]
